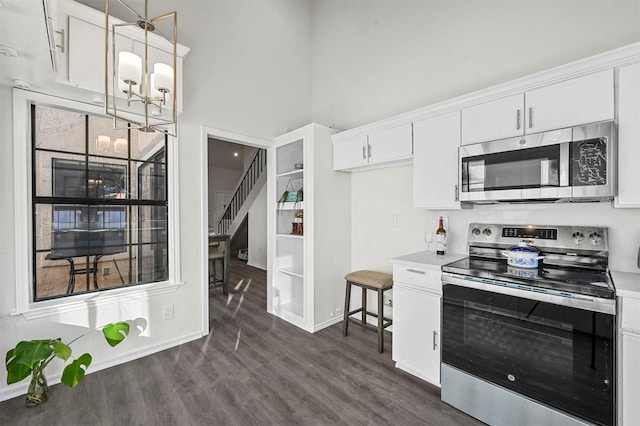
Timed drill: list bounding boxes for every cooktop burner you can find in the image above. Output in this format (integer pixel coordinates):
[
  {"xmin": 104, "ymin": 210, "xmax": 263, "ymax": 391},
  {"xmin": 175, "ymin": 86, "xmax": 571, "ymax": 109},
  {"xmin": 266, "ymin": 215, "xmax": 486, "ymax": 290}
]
[{"xmin": 443, "ymin": 257, "xmax": 615, "ymax": 299}]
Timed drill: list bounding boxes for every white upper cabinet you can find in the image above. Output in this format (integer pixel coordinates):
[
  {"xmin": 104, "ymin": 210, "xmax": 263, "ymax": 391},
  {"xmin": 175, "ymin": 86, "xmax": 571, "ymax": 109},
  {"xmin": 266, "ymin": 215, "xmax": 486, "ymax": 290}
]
[
  {"xmin": 525, "ymin": 69, "xmax": 614, "ymax": 133},
  {"xmin": 461, "ymin": 94, "xmax": 524, "ymax": 145},
  {"xmin": 333, "ymin": 123, "xmax": 412, "ymax": 172},
  {"xmin": 333, "ymin": 135, "xmax": 369, "ymax": 171},
  {"xmin": 413, "ymin": 111, "xmax": 463, "ymax": 210},
  {"xmin": 52, "ymin": 0, "xmax": 188, "ymax": 111},
  {"xmin": 367, "ymin": 123, "xmax": 413, "ymax": 166},
  {"xmin": 615, "ymin": 62, "xmax": 640, "ymax": 208},
  {"xmin": 461, "ymin": 69, "xmax": 615, "ymax": 145}
]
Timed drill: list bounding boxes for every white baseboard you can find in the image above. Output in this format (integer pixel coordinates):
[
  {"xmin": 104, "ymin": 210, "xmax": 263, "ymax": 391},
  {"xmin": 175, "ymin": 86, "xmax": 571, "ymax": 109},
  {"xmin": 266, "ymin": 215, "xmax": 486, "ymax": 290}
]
[
  {"xmin": 0, "ymin": 330, "xmax": 203, "ymax": 402},
  {"xmin": 247, "ymin": 261, "xmax": 267, "ymax": 271},
  {"xmin": 312, "ymin": 315, "xmax": 344, "ymax": 332}
]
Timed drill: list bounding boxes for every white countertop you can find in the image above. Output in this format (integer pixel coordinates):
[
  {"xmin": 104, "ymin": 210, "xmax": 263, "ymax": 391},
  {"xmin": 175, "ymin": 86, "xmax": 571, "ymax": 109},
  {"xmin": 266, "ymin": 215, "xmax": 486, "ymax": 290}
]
[
  {"xmin": 611, "ymin": 270, "xmax": 640, "ymax": 299},
  {"xmin": 391, "ymin": 251, "xmax": 467, "ymax": 269}
]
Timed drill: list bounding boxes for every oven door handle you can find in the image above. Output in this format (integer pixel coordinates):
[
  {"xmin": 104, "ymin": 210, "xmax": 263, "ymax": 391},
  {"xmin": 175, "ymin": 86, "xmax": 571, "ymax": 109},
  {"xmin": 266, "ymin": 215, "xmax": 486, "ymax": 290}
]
[{"xmin": 441, "ymin": 272, "xmax": 616, "ymax": 315}]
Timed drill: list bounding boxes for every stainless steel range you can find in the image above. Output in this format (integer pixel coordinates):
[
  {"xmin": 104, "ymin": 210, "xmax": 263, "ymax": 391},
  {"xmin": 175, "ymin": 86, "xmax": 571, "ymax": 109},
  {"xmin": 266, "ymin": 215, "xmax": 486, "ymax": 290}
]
[{"xmin": 441, "ymin": 223, "xmax": 616, "ymax": 426}]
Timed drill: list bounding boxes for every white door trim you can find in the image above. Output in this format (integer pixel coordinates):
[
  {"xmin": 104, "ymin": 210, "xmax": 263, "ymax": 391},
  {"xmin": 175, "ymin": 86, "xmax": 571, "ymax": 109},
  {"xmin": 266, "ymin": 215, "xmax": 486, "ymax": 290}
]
[{"xmin": 200, "ymin": 126, "xmax": 272, "ymax": 335}]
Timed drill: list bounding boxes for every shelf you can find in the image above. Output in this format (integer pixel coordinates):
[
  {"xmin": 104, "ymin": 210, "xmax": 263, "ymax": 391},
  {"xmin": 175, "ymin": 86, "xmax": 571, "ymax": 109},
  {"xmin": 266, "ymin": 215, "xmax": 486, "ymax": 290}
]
[
  {"xmin": 277, "ymin": 169, "xmax": 304, "ymax": 178},
  {"xmin": 278, "ymin": 267, "xmax": 304, "ymax": 278},
  {"xmin": 276, "ymin": 201, "xmax": 305, "ymax": 210},
  {"xmin": 276, "ymin": 233, "xmax": 304, "ymax": 239}
]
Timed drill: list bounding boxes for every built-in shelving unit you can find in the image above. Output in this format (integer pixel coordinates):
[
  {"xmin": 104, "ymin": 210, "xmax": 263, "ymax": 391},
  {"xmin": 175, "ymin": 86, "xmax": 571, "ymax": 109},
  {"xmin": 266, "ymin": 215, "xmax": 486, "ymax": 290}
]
[{"xmin": 267, "ymin": 123, "xmax": 351, "ymax": 333}]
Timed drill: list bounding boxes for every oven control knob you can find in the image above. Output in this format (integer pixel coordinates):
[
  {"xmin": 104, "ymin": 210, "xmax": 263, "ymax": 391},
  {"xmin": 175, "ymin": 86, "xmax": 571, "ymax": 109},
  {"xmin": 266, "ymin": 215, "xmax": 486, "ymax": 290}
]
[
  {"xmin": 572, "ymin": 231, "xmax": 584, "ymax": 244},
  {"xmin": 471, "ymin": 227, "xmax": 481, "ymax": 237},
  {"xmin": 590, "ymin": 232, "xmax": 602, "ymax": 246},
  {"xmin": 482, "ymin": 228, "xmax": 492, "ymax": 237}
]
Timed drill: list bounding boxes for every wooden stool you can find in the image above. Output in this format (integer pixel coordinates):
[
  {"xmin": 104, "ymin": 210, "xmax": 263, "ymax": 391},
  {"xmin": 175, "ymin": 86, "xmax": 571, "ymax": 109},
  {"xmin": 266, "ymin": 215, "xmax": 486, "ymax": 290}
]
[
  {"xmin": 342, "ymin": 270, "xmax": 393, "ymax": 353},
  {"xmin": 209, "ymin": 252, "xmax": 227, "ymax": 295}
]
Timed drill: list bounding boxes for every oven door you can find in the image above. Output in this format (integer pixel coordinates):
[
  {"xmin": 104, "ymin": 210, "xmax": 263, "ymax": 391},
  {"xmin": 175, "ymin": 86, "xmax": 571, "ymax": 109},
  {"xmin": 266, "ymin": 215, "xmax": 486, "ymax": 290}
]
[{"xmin": 442, "ymin": 281, "xmax": 615, "ymax": 426}]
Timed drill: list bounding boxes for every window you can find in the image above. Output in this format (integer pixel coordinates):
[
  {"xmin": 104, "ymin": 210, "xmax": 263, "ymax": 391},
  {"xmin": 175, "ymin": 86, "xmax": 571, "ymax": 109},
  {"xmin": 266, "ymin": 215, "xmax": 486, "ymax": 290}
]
[{"xmin": 32, "ymin": 104, "xmax": 168, "ymax": 301}]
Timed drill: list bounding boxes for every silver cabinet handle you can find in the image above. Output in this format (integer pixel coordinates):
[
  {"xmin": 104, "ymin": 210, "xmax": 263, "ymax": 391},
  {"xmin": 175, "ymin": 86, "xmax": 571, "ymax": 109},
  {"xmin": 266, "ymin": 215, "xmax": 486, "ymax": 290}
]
[
  {"xmin": 433, "ymin": 331, "xmax": 438, "ymax": 350},
  {"xmin": 528, "ymin": 107, "xmax": 533, "ymax": 128},
  {"xmin": 55, "ymin": 29, "xmax": 65, "ymax": 53},
  {"xmin": 406, "ymin": 268, "xmax": 425, "ymax": 274},
  {"xmin": 367, "ymin": 143, "xmax": 371, "ymax": 159},
  {"xmin": 516, "ymin": 109, "xmax": 521, "ymax": 130},
  {"xmin": 362, "ymin": 145, "xmax": 366, "ymax": 160},
  {"xmin": 454, "ymin": 184, "xmax": 459, "ymax": 202}
]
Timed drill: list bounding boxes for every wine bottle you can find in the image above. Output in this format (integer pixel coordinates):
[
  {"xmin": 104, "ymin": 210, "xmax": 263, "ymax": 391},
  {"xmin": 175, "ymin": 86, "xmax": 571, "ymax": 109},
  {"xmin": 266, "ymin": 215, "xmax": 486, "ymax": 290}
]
[{"xmin": 436, "ymin": 216, "xmax": 446, "ymax": 255}]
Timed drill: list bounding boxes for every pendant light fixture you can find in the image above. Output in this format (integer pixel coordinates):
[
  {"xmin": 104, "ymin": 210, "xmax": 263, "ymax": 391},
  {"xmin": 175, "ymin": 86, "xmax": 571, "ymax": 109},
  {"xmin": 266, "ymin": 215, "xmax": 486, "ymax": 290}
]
[{"xmin": 104, "ymin": 0, "xmax": 178, "ymax": 136}]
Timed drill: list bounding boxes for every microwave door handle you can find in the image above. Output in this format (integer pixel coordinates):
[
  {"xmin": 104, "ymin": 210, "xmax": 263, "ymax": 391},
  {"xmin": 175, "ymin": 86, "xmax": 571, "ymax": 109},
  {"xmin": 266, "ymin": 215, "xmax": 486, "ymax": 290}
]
[{"xmin": 560, "ymin": 142, "xmax": 570, "ymax": 187}]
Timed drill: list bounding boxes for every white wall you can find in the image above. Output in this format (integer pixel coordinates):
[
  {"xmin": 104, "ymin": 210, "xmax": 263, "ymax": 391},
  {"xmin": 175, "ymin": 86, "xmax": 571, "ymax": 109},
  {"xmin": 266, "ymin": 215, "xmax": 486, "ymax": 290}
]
[
  {"xmin": 350, "ymin": 165, "xmax": 424, "ymax": 273},
  {"xmin": 423, "ymin": 204, "xmax": 640, "ymax": 273},
  {"xmin": 248, "ymin": 184, "xmax": 268, "ymax": 270},
  {"xmin": 208, "ymin": 165, "xmax": 243, "ymax": 225},
  {"xmin": 311, "ymin": 1, "xmax": 640, "ymax": 278},
  {"xmin": 0, "ymin": 0, "xmax": 312, "ymax": 400}
]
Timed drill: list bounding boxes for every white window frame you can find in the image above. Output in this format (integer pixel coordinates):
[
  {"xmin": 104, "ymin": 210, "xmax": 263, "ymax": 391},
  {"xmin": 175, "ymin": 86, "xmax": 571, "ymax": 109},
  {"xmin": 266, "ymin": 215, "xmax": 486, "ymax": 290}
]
[{"xmin": 12, "ymin": 89, "xmax": 182, "ymax": 320}]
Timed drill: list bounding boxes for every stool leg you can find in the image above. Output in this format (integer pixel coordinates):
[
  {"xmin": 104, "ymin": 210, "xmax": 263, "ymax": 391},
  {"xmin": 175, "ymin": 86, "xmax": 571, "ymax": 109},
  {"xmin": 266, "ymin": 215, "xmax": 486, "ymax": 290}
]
[
  {"xmin": 343, "ymin": 281, "xmax": 352, "ymax": 336},
  {"xmin": 361, "ymin": 287, "xmax": 367, "ymax": 324},
  {"xmin": 378, "ymin": 288, "xmax": 384, "ymax": 353}
]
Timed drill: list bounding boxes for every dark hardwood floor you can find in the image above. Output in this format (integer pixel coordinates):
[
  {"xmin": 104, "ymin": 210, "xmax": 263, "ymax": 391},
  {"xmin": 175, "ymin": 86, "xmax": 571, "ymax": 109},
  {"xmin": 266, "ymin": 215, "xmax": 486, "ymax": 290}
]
[{"xmin": 1, "ymin": 258, "xmax": 482, "ymax": 425}]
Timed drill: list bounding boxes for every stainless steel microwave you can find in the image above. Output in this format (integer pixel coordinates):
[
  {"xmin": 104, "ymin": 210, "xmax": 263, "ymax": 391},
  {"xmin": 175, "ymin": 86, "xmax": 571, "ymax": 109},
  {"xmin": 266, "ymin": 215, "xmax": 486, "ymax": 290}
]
[{"xmin": 459, "ymin": 121, "xmax": 615, "ymax": 203}]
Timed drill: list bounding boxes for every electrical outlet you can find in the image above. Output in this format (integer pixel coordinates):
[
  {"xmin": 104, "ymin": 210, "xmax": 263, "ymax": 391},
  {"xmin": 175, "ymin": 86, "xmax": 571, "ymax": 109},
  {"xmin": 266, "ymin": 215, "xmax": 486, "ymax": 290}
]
[
  {"xmin": 162, "ymin": 304, "xmax": 174, "ymax": 320},
  {"xmin": 102, "ymin": 266, "xmax": 110, "ymax": 276},
  {"xmin": 390, "ymin": 214, "xmax": 398, "ymax": 228}
]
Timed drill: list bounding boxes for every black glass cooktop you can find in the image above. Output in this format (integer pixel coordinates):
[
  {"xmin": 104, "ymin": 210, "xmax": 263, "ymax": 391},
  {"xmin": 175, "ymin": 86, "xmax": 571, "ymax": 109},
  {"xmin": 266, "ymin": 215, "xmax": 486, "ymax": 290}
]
[{"xmin": 442, "ymin": 257, "xmax": 615, "ymax": 299}]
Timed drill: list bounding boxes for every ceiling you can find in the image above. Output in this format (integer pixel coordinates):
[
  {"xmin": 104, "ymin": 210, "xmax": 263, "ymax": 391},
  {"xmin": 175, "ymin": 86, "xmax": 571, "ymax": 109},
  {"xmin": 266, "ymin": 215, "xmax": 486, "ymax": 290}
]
[{"xmin": 208, "ymin": 138, "xmax": 246, "ymax": 170}]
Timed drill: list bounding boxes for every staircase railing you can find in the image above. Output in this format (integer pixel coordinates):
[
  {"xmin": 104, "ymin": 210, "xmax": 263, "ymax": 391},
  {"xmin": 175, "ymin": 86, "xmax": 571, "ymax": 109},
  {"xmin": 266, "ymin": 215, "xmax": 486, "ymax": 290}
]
[{"xmin": 217, "ymin": 148, "xmax": 267, "ymax": 234}]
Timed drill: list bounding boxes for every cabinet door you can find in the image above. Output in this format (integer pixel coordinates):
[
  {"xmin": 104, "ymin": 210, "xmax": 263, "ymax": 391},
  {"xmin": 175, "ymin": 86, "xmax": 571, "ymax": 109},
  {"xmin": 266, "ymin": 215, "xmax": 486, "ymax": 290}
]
[
  {"xmin": 68, "ymin": 16, "xmax": 131, "ymax": 96},
  {"xmin": 333, "ymin": 135, "xmax": 368, "ymax": 171},
  {"xmin": 622, "ymin": 332, "xmax": 640, "ymax": 425},
  {"xmin": 615, "ymin": 63, "xmax": 640, "ymax": 208},
  {"xmin": 413, "ymin": 111, "xmax": 462, "ymax": 209},
  {"xmin": 367, "ymin": 123, "xmax": 413, "ymax": 165},
  {"xmin": 461, "ymin": 94, "xmax": 524, "ymax": 145},
  {"xmin": 525, "ymin": 69, "xmax": 614, "ymax": 133},
  {"xmin": 393, "ymin": 284, "xmax": 441, "ymax": 386},
  {"xmin": 67, "ymin": 16, "xmax": 102, "ymax": 91}
]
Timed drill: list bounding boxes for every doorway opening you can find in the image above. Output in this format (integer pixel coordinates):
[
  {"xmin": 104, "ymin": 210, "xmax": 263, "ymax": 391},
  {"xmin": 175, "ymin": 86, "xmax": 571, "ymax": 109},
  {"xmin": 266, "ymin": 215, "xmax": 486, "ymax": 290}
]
[{"xmin": 200, "ymin": 126, "xmax": 271, "ymax": 334}]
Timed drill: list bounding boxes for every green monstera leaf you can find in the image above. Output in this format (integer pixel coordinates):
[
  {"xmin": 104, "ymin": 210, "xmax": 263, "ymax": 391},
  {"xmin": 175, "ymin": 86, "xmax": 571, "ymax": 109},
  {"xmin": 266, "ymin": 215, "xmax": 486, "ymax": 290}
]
[
  {"xmin": 5, "ymin": 349, "xmax": 32, "ymax": 385},
  {"xmin": 60, "ymin": 353, "xmax": 92, "ymax": 387},
  {"xmin": 51, "ymin": 339, "xmax": 72, "ymax": 361},
  {"xmin": 5, "ymin": 340, "xmax": 55, "ymax": 385},
  {"xmin": 8, "ymin": 340, "xmax": 54, "ymax": 370},
  {"xmin": 102, "ymin": 322, "xmax": 130, "ymax": 347}
]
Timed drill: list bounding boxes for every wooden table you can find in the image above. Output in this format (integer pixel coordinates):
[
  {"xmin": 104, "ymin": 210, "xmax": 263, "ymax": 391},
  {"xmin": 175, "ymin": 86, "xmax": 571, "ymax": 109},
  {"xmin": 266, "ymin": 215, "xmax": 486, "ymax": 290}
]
[{"xmin": 209, "ymin": 234, "xmax": 230, "ymax": 294}]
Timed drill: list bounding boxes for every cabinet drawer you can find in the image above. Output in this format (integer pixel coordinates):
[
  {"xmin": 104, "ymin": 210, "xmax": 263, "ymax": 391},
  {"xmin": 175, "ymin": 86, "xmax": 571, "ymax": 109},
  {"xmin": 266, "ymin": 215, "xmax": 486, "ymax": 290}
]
[
  {"xmin": 621, "ymin": 297, "xmax": 640, "ymax": 332},
  {"xmin": 393, "ymin": 264, "xmax": 441, "ymax": 293}
]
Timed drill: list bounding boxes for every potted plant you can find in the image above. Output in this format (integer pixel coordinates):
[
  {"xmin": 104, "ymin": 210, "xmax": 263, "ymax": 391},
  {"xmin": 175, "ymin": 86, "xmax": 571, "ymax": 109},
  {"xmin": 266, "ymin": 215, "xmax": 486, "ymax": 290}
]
[{"xmin": 5, "ymin": 321, "xmax": 130, "ymax": 406}]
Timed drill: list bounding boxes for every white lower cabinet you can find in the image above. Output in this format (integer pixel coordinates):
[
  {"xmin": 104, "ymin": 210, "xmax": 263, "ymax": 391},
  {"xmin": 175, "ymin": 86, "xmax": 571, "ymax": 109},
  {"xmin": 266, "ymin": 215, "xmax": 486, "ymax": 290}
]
[
  {"xmin": 620, "ymin": 295, "xmax": 640, "ymax": 425},
  {"xmin": 621, "ymin": 331, "xmax": 640, "ymax": 425},
  {"xmin": 392, "ymin": 264, "xmax": 441, "ymax": 386}
]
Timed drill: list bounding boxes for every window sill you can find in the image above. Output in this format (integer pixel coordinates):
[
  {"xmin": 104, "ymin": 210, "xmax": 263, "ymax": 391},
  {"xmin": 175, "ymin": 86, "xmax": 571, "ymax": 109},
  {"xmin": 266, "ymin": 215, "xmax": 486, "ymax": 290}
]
[{"xmin": 13, "ymin": 281, "xmax": 183, "ymax": 320}]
